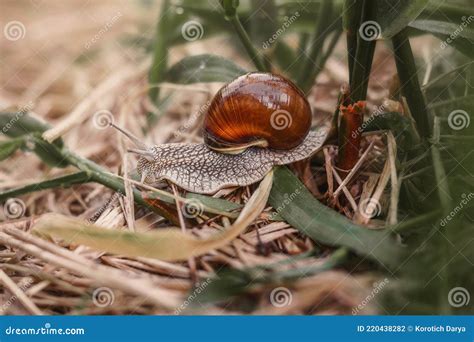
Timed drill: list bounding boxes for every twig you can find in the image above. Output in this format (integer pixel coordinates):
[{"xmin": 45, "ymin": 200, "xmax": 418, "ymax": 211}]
[
  {"xmin": 386, "ymin": 132, "xmax": 399, "ymax": 225},
  {"xmin": 0, "ymin": 229, "xmax": 180, "ymax": 309},
  {"xmin": 42, "ymin": 60, "xmax": 150, "ymax": 143},
  {"xmin": 333, "ymin": 140, "xmax": 375, "ymax": 197},
  {"xmin": 0, "ymin": 268, "xmax": 43, "ymax": 315},
  {"xmin": 331, "ymin": 168, "xmax": 358, "ymax": 212}
]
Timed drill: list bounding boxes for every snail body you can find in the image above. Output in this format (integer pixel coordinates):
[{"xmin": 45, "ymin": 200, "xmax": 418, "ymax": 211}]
[
  {"xmin": 137, "ymin": 130, "xmax": 327, "ymax": 194},
  {"xmin": 115, "ymin": 72, "xmax": 328, "ymax": 194}
]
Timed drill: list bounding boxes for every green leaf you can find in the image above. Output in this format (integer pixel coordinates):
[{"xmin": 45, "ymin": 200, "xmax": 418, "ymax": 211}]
[
  {"xmin": 375, "ymin": 0, "xmax": 430, "ymax": 39},
  {"xmin": 409, "ymin": 19, "xmax": 474, "ymax": 40},
  {"xmin": 194, "ymin": 248, "xmax": 348, "ymax": 304},
  {"xmin": 362, "ymin": 112, "xmax": 420, "ymax": 153},
  {"xmin": 427, "ymin": 95, "xmax": 474, "ymax": 114},
  {"xmin": 0, "ymin": 113, "xmax": 69, "ymax": 168},
  {"xmin": 0, "ymin": 138, "xmax": 24, "ymax": 161},
  {"xmin": 0, "ymin": 172, "xmax": 91, "ymax": 201},
  {"xmin": 269, "ymin": 167, "xmax": 400, "ymax": 268},
  {"xmin": 433, "ymin": 33, "xmax": 474, "ymax": 58},
  {"xmin": 221, "ymin": 0, "xmax": 239, "ymax": 18},
  {"xmin": 186, "ymin": 193, "xmax": 242, "ymax": 212},
  {"xmin": 149, "ymin": 0, "xmax": 171, "ymax": 104},
  {"xmin": 164, "ymin": 54, "xmax": 247, "ymax": 84},
  {"xmin": 28, "ymin": 134, "xmax": 69, "ymax": 168},
  {"xmin": 0, "ymin": 112, "xmax": 54, "ymax": 137}
]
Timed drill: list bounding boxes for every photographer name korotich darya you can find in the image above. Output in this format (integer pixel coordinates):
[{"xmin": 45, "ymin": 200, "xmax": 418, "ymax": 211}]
[{"xmin": 415, "ymin": 325, "xmax": 466, "ymax": 333}]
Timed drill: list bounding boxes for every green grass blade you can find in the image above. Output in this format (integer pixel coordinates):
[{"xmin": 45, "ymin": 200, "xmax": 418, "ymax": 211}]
[
  {"xmin": 269, "ymin": 166, "xmax": 400, "ymax": 268},
  {"xmin": 164, "ymin": 54, "xmax": 247, "ymax": 84},
  {"xmin": 0, "ymin": 172, "xmax": 91, "ymax": 201}
]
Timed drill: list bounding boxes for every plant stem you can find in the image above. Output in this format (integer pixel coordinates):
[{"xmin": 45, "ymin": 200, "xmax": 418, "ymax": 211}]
[
  {"xmin": 343, "ymin": 0, "xmax": 363, "ymax": 84},
  {"xmin": 56, "ymin": 146, "xmax": 176, "ymax": 223},
  {"xmin": 392, "ymin": 28, "xmax": 431, "ymax": 138},
  {"xmin": 147, "ymin": 0, "xmax": 171, "ymax": 126},
  {"xmin": 0, "ymin": 172, "xmax": 90, "ymax": 201},
  {"xmin": 349, "ymin": 0, "xmax": 376, "ymax": 102},
  {"xmin": 312, "ymin": 27, "xmax": 343, "ymax": 84},
  {"xmin": 227, "ymin": 15, "xmax": 268, "ymax": 72},
  {"xmin": 430, "ymin": 117, "xmax": 453, "ymax": 314},
  {"xmin": 390, "ymin": 209, "xmax": 442, "ymax": 234},
  {"xmin": 149, "ymin": 0, "xmax": 170, "ymax": 103},
  {"xmin": 296, "ymin": 0, "xmax": 334, "ymax": 93}
]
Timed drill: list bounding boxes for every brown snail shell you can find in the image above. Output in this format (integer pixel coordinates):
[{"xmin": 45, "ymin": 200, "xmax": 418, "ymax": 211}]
[{"xmin": 204, "ymin": 72, "xmax": 312, "ymax": 153}]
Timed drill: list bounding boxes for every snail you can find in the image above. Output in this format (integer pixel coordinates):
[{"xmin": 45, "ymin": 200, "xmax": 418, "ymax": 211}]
[{"xmin": 114, "ymin": 72, "xmax": 328, "ymax": 194}]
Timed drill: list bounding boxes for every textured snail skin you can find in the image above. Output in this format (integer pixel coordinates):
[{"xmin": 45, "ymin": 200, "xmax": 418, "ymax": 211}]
[
  {"xmin": 204, "ymin": 72, "xmax": 312, "ymax": 150},
  {"xmin": 137, "ymin": 130, "xmax": 327, "ymax": 194}
]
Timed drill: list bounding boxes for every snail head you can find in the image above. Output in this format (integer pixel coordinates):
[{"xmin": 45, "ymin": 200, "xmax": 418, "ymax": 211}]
[{"xmin": 109, "ymin": 123, "xmax": 156, "ymax": 183}]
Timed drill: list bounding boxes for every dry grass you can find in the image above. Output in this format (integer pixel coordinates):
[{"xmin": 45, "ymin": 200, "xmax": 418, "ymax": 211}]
[{"xmin": 1, "ymin": 1, "xmax": 400, "ymax": 315}]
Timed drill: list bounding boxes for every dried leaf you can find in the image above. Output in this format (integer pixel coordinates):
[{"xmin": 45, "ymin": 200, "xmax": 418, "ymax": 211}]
[{"xmin": 32, "ymin": 171, "xmax": 273, "ymax": 261}]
